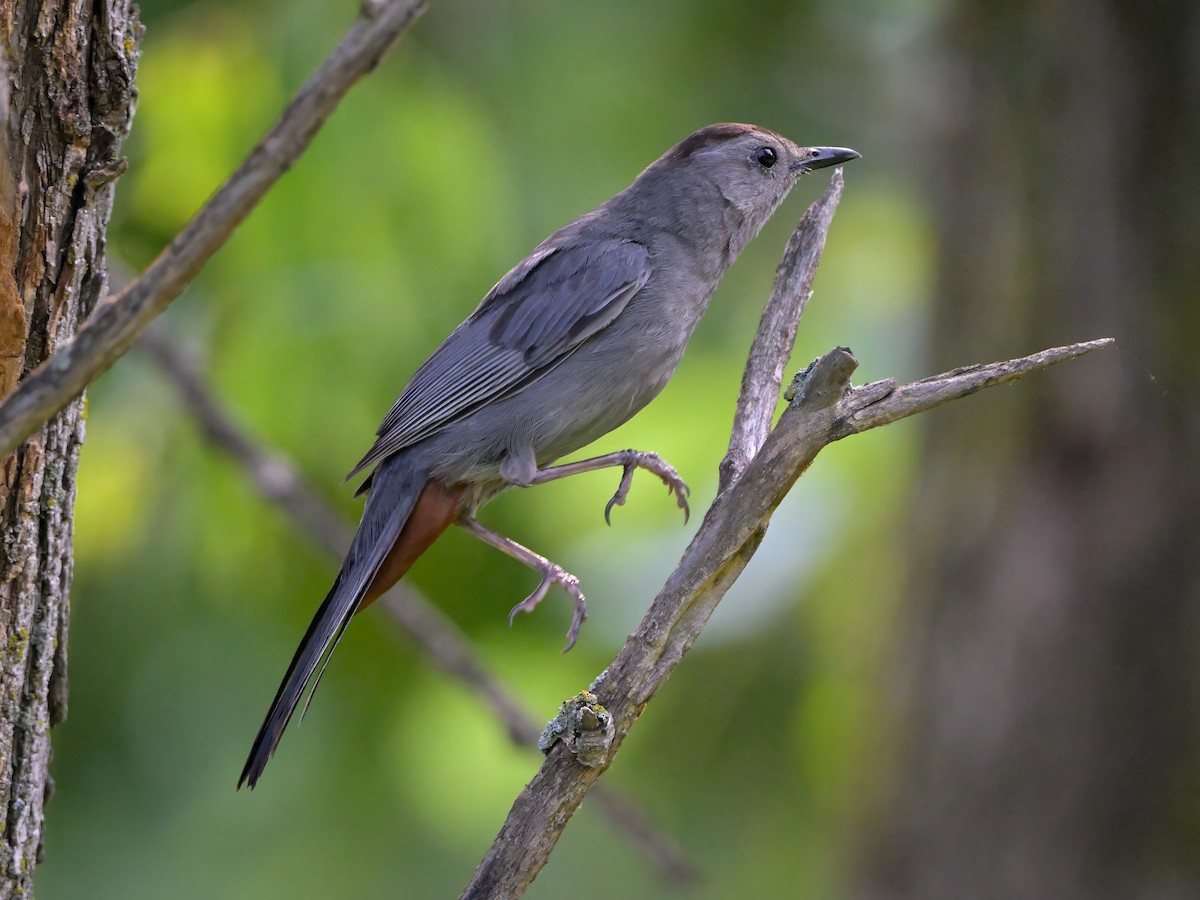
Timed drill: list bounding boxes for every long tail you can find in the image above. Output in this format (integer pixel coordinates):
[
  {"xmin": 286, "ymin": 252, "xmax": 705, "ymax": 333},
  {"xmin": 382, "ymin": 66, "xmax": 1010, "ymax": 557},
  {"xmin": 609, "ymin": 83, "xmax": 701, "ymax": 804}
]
[{"xmin": 239, "ymin": 459, "xmax": 461, "ymax": 789}]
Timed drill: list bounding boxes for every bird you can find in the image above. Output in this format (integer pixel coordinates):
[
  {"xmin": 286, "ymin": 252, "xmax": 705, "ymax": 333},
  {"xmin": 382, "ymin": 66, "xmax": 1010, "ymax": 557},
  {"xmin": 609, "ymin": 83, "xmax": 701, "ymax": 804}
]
[{"xmin": 239, "ymin": 123, "xmax": 859, "ymax": 788}]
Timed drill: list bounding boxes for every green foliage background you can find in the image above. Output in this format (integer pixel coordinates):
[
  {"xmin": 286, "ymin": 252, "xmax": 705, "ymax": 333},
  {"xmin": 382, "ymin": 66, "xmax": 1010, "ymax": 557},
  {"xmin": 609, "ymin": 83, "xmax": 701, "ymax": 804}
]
[{"xmin": 42, "ymin": 0, "xmax": 939, "ymax": 896}]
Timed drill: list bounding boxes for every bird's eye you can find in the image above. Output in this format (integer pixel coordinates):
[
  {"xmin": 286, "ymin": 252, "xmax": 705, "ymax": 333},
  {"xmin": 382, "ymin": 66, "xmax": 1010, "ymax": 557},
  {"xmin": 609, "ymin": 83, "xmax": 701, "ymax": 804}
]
[{"xmin": 753, "ymin": 146, "xmax": 777, "ymax": 169}]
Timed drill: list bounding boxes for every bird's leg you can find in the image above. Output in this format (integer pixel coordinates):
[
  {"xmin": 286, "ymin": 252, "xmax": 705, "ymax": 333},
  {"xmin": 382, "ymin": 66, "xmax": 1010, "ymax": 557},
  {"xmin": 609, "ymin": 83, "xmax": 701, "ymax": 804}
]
[
  {"xmin": 457, "ymin": 515, "xmax": 588, "ymax": 652},
  {"xmin": 528, "ymin": 449, "xmax": 691, "ymax": 525}
]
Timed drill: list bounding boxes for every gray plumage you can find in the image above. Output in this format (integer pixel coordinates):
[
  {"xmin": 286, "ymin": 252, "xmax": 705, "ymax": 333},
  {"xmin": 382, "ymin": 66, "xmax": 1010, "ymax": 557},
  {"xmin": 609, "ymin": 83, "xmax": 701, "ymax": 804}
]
[
  {"xmin": 348, "ymin": 239, "xmax": 651, "ymax": 478},
  {"xmin": 240, "ymin": 124, "xmax": 859, "ymax": 788}
]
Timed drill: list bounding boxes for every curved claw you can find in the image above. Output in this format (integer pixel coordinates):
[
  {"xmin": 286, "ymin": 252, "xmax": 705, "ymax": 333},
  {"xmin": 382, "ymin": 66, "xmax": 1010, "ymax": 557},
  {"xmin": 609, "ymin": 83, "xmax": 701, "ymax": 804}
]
[
  {"xmin": 604, "ymin": 462, "xmax": 636, "ymax": 525},
  {"xmin": 603, "ymin": 495, "xmax": 621, "ymax": 526},
  {"xmin": 505, "ymin": 564, "xmax": 588, "ymax": 652},
  {"xmin": 507, "ymin": 575, "xmax": 553, "ymax": 627},
  {"xmin": 561, "ymin": 586, "xmax": 588, "ymax": 653},
  {"xmin": 669, "ymin": 482, "xmax": 691, "ymax": 525},
  {"xmin": 602, "ymin": 452, "xmax": 691, "ymax": 526}
]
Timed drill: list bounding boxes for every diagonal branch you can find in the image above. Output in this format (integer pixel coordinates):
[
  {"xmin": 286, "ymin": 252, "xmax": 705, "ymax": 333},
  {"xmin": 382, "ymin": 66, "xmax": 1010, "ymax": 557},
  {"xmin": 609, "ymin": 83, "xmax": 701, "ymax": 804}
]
[
  {"xmin": 0, "ymin": 0, "xmax": 431, "ymax": 458},
  {"xmin": 135, "ymin": 324, "xmax": 697, "ymax": 885},
  {"xmin": 459, "ymin": 171, "xmax": 1117, "ymax": 898}
]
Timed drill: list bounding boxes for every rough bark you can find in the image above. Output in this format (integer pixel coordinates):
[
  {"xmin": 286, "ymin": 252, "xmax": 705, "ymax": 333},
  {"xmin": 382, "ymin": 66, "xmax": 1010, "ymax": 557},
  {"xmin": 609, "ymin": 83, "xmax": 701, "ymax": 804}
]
[
  {"xmin": 0, "ymin": 1, "xmax": 139, "ymax": 892},
  {"xmin": 859, "ymin": 1, "xmax": 1200, "ymax": 897}
]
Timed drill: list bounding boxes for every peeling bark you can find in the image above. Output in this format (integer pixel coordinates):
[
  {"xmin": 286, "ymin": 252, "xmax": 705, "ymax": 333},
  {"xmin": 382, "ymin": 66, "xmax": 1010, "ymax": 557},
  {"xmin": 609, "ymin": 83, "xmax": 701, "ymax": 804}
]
[{"xmin": 0, "ymin": 1, "xmax": 139, "ymax": 892}]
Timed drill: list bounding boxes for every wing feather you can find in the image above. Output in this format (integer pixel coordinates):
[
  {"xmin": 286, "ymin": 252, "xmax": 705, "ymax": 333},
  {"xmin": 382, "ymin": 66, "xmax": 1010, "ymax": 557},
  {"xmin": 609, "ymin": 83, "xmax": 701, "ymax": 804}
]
[{"xmin": 347, "ymin": 239, "xmax": 651, "ymax": 479}]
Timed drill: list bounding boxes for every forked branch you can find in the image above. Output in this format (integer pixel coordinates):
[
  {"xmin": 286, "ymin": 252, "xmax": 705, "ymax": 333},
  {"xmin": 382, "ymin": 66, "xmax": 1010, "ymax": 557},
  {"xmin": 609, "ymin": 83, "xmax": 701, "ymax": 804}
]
[{"xmin": 459, "ymin": 172, "xmax": 1116, "ymax": 899}]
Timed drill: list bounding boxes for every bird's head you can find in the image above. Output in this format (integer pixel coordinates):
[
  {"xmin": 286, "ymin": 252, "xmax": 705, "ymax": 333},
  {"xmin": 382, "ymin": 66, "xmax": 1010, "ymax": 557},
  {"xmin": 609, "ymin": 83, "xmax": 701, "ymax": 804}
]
[
  {"xmin": 639, "ymin": 124, "xmax": 859, "ymax": 240},
  {"xmin": 663, "ymin": 123, "xmax": 859, "ymax": 223}
]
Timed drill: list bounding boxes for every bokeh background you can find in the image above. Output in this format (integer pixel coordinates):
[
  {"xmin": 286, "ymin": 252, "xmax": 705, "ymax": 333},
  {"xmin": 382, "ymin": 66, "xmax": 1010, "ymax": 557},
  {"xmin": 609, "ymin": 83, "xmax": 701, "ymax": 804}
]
[{"xmin": 39, "ymin": 0, "xmax": 1197, "ymax": 897}]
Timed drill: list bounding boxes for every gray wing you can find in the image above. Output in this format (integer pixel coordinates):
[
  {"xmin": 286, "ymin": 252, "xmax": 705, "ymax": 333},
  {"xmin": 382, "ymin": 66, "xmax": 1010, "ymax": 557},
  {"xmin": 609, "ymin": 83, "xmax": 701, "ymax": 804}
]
[{"xmin": 347, "ymin": 238, "xmax": 652, "ymax": 479}]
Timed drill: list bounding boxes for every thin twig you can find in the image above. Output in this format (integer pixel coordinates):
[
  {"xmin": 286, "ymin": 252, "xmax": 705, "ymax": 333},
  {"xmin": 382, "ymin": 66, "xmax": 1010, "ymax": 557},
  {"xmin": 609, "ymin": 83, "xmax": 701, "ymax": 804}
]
[
  {"xmin": 719, "ymin": 169, "xmax": 844, "ymax": 493},
  {"xmin": 459, "ymin": 179, "xmax": 1117, "ymax": 897},
  {"xmin": 136, "ymin": 324, "xmax": 697, "ymax": 884},
  {"xmin": 0, "ymin": 0, "xmax": 431, "ymax": 458},
  {"xmin": 835, "ymin": 339, "xmax": 1117, "ymax": 434},
  {"xmin": 139, "ymin": 327, "xmax": 350, "ymax": 558}
]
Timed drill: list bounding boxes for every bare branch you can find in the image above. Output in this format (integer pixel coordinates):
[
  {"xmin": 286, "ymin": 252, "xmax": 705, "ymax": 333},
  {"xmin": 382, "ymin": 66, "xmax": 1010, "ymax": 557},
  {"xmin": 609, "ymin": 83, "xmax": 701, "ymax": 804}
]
[
  {"xmin": 719, "ymin": 169, "xmax": 845, "ymax": 493},
  {"xmin": 0, "ymin": 0, "xmax": 431, "ymax": 458},
  {"xmin": 136, "ymin": 325, "xmax": 697, "ymax": 885},
  {"xmin": 459, "ymin": 181, "xmax": 1117, "ymax": 896},
  {"xmin": 139, "ymin": 326, "xmax": 350, "ymax": 558},
  {"xmin": 835, "ymin": 339, "xmax": 1116, "ymax": 435}
]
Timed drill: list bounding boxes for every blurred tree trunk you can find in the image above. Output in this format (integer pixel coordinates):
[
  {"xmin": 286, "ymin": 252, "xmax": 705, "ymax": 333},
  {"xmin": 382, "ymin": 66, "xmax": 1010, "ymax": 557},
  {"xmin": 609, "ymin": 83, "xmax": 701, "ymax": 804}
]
[
  {"xmin": 0, "ymin": 1, "xmax": 138, "ymax": 892},
  {"xmin": 861, "ymin": 1, "xmax": 1200, "ymax": 897}
]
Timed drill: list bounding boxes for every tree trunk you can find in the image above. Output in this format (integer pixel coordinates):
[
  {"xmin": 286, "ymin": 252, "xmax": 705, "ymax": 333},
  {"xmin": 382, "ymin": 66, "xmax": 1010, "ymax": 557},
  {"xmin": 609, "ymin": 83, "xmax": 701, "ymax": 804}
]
[
  {"xmin": 860, "ymin": 1, "xmax": 1200, "ymax": 897},
  {"xmin": 0, "ymin": 1, "xmax": 138, "ymax": 892}
]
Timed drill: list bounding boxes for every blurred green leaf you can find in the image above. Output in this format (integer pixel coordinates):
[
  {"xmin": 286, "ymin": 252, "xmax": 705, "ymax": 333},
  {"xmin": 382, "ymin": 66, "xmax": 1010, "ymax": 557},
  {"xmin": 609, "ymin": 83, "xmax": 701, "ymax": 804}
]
[{"xmin": 47, "ymin": 1, "xmax": 936, "ymax": 897}]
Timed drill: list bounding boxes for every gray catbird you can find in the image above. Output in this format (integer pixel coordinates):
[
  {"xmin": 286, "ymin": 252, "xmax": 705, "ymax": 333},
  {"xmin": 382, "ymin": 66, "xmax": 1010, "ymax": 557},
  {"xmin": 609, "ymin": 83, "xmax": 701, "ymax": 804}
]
[{"xmin": 240, "ymin": 123, "xmax": 859, "ymax": 787}]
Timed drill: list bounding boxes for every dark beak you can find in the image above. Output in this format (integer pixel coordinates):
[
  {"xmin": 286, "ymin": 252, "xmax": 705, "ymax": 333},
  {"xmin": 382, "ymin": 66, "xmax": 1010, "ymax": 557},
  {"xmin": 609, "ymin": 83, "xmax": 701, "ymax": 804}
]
[{"xmin": 791, "ymin": 146, "xmax": 861, "ymax": 174}]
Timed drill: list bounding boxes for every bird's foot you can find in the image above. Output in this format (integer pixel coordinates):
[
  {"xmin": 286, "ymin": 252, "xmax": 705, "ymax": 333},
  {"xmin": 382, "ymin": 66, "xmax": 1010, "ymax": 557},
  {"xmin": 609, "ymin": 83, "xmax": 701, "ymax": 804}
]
[
  {"xmin": 604, "ymin": 450, "xmax": 691, "ymax": 525},
  {"xmin": 458, "ymin": 515, "xmax": 590, "ymax": 651},
  {"xmin": 508, "ymin": 562, "xmax": 588, "ymax": 652}
]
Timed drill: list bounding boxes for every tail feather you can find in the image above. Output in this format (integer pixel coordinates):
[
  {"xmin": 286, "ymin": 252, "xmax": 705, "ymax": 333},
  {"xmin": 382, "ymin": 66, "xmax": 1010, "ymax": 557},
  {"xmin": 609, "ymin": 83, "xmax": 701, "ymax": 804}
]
[{"xmin": 238, "ymin": 461, "xmax": 425, "ymax": 790}]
